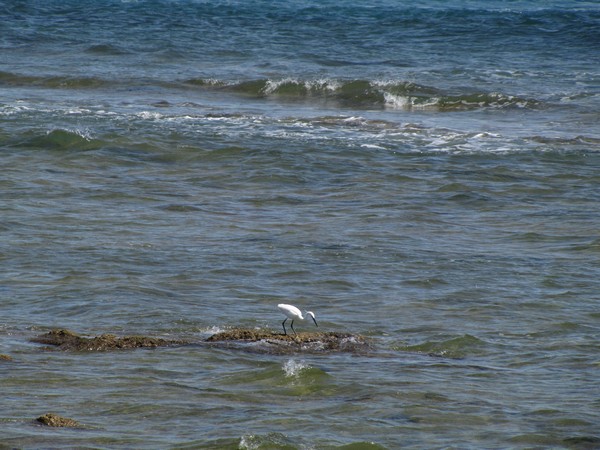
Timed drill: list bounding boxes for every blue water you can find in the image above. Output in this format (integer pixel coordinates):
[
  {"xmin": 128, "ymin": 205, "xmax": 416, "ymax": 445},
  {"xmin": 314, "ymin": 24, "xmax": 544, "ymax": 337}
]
[{"xmin": 1, "ymin": 1, "xmax": 600, "ymax": 448}]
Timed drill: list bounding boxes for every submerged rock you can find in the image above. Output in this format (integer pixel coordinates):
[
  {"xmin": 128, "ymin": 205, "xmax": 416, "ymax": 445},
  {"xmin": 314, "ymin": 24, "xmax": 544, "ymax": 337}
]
[
  {"xmin": 32, "ymin": 329, "xmax": 188, "ymax": 351},
  {"xmin": 36, "ymin": 413, "xmax": 81, "ymax": 428},
  {"xmin": 206, "ymin": 328, "xmax": 369, "ymax": 353},
  {"xmin": 0, "ymin": 354, "xmax": 12, "ymax": 361},
  {"xmin": 29, "ymin": 328, "xmax": 369, "ymax": 354}
]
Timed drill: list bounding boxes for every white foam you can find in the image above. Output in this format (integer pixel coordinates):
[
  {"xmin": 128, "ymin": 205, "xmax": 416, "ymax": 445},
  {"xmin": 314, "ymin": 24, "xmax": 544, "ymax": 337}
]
[
  {"xmin": 262, "ymin": 78, "xmax": 298, "ymax": 95},
  {"xmin": 282, "ymin": 358, "xmax": 309, "ymax": 378},
  {"xmin": 262, "ymin": 78, "xmax": 342, "ymax": 96},
  {"xmin": 137, "ymin": 111, "xmax": 162, "ymax": 120},
  {"xmin": 361, "ymin": 143, "xmax": 386, "ymax": 150},
  {"xmin": 48, "ymin": 127, "xmax": 93, "ymax": 141},
  {"xmin": 473, "ymin": 132, "xmax": 501, "ymax": 139},
  {"xmin": 383, "ymin": 92, "xmax": 410, "ymax": 109},
  {"xmin": 65, "ymin": 107, "xmax": 91, "ymax": 115},
  {"xmin": 0, "ymin": 104, "xmax": 32, "ymax": 116},
  {"xmin": 202, "ymin": 78, "xmax": 226, "ymax": 87},
  {"xmin": 238, "ymin": 435, "xmax": 257, "ymax": 450},
  {"xmin": 203, "ymin": 326, "xmax": 224, "ymax": 336},
  {"xmin": 308, "ymin": 78, "xmax": 341, "ymax": 92},
  {"xmin": 342, "ymin": 116, "xmax": 367, "ymax": 126}
]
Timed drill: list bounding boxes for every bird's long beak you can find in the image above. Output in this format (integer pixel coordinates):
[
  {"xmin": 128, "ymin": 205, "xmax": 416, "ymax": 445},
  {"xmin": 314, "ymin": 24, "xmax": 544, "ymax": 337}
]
[{"xmin": 312, "ymin": 317, "xmax": 318, "ymax": 327}]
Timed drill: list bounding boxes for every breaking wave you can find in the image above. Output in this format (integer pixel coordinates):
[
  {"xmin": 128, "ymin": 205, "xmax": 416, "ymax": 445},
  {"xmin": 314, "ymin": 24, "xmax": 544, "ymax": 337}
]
[
  {"xmin": 185, "ymin": 77, "xmax": 540, "ymax": 111},
  {"xmin": 15, "ymin": 128, "xmax": 102, "ymax": 152},
  {"xmin": 0, "ymin": 70, "xmax": 538, "ymax": 111}
]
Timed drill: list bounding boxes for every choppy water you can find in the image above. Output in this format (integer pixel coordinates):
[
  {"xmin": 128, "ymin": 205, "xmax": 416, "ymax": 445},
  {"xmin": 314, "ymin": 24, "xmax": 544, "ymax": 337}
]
[{"xmin": 1, "ymin": 0, "xmax": 600, "ymax": 448}]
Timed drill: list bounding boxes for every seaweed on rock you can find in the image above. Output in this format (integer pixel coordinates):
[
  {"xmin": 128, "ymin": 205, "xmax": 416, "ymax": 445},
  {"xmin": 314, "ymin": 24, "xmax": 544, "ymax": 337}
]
[
  {"xmin": 31, "ymin": 329, "xmax": 188, "ymax": 351},
  {"xmin": 29, "ymin": 327, "xmax": 370, "ymax": 354},
  {"xmin": 36, "ymin": 413, "xmax": 82, "ymax": 428},
  {"xmin": 206, "ymin": 328, "xmax": 370, "ymax": 353}
]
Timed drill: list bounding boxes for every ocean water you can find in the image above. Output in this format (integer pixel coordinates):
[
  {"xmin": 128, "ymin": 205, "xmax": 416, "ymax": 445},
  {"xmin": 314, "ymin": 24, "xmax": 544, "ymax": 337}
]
[{"xmin": 1, "ymin": 0, "xmax": 600, "ymax": 448}]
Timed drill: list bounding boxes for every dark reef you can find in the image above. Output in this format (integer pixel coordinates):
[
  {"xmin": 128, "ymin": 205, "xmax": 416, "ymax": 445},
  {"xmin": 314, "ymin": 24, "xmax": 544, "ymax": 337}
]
[
  {"xmin": 30, "ymin": 327, "xmax": 369, "ymax": 354},
  {"xmin": 206, "ymin": 328, "xmax": 369, "ymax": 353},
  {"xmin": 32, "ymin": 329, "xmax": 188, "ymax": 351}
]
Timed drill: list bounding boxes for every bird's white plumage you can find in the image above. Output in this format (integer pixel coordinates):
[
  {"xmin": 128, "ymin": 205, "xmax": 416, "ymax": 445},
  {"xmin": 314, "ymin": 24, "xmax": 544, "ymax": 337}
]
[
  {"xmin": 278, "ymin": 303, "xmax": 303, "ymax": 320},
  {"xmin": 277, "ymin": 303, "xmax": 318, "ymax": 335}
]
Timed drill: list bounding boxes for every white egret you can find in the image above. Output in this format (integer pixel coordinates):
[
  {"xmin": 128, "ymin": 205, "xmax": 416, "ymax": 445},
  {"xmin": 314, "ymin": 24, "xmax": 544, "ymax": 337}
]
[{"xmin": 277, "ymin": 303, "xmax": 318, "ymax": 336}]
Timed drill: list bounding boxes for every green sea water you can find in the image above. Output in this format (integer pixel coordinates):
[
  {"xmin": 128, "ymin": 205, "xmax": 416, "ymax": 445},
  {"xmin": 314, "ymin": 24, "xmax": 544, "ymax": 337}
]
[{"xmin": 1, "ymin": 0, "xmax": 599, "ymax": 448}]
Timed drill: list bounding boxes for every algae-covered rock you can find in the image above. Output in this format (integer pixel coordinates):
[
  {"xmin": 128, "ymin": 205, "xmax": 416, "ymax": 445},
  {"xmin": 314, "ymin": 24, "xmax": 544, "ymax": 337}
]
[
  {"xmin": 0, "ymin": 354, "xmax": 12, "ymax": 361},
  {"xmin": 36, "ymin": 413, "xmax": 81, "ymax": 428},
  {"xmin": 30, "ymin": 327, "xmax": 368, "ymax": 354},
  {"xmin": 207, "ymin": 328, "xmax": 369, "ymax": 353},
  {"xmin": 32, "ymin": 329, "xmax": 188, "ymax": 351}
]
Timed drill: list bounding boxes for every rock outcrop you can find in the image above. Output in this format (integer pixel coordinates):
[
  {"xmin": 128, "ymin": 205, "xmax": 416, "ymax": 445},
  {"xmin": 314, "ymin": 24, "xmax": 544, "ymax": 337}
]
[{"xmin": 32, "ymin": 329, "xmax": 188, "ymax": 351}]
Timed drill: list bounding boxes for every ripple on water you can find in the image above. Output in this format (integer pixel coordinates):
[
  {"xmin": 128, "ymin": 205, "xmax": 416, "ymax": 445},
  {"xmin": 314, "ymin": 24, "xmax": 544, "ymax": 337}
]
[
  {"xmin": 239, "ymin": 432, "xmax": 388, "ymax": 450},
  {"xmin": 393, "ymin": 334, "xmax": 489, "ymax": 359}
]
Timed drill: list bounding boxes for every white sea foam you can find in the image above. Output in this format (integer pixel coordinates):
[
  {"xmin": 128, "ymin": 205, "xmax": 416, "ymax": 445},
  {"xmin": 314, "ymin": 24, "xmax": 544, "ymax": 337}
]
[
  {"xmin": 47, "ymin": 127, "xmax": 94, "ymax": 141},
  {"xmin": 341, "ymin": 116, "xmax": 368, "ymax": 126},
  {"xmin": 239, "ymin": 433, "xmax": 299, "ymax": 450},
  {"xmin": 238, "ymin": 435, "xmax": 258, "ymax": 450},
  {"xmin": 361, "ymin": 143, "xmax": 386, "ymax": 150},
  {"xmin": 282, "ymin": 358, "xmax": 309, "ymax": 378},
  {"xmin": 0, "ymin": 103, "xmax": 34, "ymax": 116},
  {"xmin": 262, "ymin": 78, "xmax": 296, "ymax": 95},
  {"xmin": 383, "ymin": 92, "xmax": 410, "ymax": 109},
  {"xmin": 65, "ymin": 107, "xmax": 91, "ymax": 115},
  {"xmin": 262, "ymin": 78, "xmax": 341, "ymax": 95},
  {"xmin": 309, "ymin": 78, "xmax": 341, "ymax": 92},
  {"xmin": 203, "ymin": 326, "xmax": 224, "ymax": 336},
  {"xmin": 202, "ymin": 78, "xmax": 225, "ymax": 86},
  {"xmin": 137, "ymin": 111, "xmax": 162, "ymax": 120}
]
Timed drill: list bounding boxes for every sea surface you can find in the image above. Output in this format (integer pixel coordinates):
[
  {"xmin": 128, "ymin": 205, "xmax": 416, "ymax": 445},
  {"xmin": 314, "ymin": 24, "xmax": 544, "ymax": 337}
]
[{"xmin": 1, "ymin": 0, "xmax": 600, "ymax": 448}]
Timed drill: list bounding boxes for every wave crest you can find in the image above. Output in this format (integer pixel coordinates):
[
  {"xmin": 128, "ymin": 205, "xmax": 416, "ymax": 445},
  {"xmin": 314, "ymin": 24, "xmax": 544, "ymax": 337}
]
[
  {"xmin": 185, "ymin": 77, "xmax": 538, "ymax": 110},
  {"xmin": 1, "ymin": 70, "xmax": 539, "ymax": 111},
  {"xmin": 18, "ymin": 129, "xmax": 101, "ymax": 151}
]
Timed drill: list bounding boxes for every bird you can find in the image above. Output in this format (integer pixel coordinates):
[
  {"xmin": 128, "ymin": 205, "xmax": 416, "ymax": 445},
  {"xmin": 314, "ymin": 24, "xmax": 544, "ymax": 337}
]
[{"xmin": 277, "ymin": 303, "xmax": 318, "ymax": 336}]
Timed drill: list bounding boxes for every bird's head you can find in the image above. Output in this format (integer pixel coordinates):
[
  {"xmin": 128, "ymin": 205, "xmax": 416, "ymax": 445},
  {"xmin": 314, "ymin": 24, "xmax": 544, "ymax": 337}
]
[{"xmin": 306, "ymin": 311, "xmax": 318, "ymax": 327}]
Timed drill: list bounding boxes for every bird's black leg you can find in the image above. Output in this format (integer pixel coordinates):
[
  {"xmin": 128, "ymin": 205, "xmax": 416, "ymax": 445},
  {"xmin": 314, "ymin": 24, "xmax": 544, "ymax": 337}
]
[
  {"xmin": 290, "ymin": 320, "xmax": 297, "ymax": 336},
  {"xmin": 282, "ymin": 318, "xmax": 287, "ymax": 335}
]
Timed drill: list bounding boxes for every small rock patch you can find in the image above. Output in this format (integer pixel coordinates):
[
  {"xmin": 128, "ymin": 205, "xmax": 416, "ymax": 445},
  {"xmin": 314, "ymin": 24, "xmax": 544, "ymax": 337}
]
[{"xmin": 36, "ymin": 413, "xmax": 81, "ymax": 428}]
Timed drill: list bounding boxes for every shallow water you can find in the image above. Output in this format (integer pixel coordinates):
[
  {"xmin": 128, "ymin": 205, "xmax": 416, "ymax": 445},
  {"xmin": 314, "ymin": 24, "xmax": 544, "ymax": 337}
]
[{"xmin": 2, "ymin": 0, "xmax": 600, "ymax": 448}]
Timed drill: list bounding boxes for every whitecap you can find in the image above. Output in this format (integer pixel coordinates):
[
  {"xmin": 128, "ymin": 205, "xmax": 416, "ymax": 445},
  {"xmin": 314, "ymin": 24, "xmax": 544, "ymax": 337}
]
[
  {"xmin": 136, "ymin": 111, "xmax": 162, "ymax": 120},
  {"xmin": 361, "ymin": 143, "xmax": 386, "ymax": 150},
  {"xmin": 383, "ymin": 92, "xmax": 410, "ymax": 109},
  {"xmin": 305, "ymin": 78, "xmax": 341, "ymax": 92},
  {"xmin": 341, "ymin": 116, "xmax": 367, "ymax": 126},
  {"xmin": 262, "ymin": 77, "xmax": 298, "ymax": 95}
]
